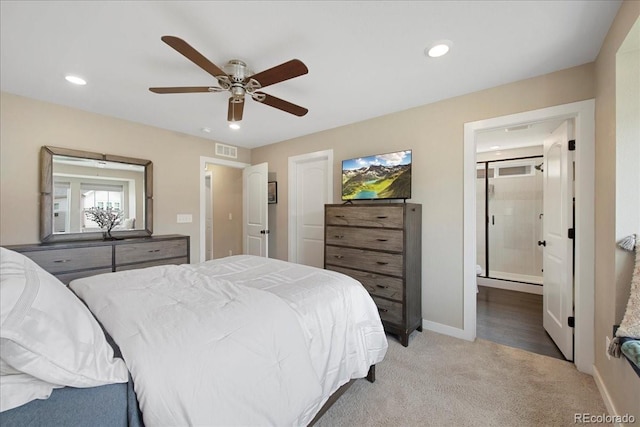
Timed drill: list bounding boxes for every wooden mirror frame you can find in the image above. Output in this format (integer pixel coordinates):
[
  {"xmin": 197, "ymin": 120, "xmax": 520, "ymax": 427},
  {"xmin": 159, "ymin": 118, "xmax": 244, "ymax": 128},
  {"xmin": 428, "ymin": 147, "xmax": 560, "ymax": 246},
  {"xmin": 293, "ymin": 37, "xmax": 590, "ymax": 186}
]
[{"xmin": 40, "ymin": 146, "xmax": 153, "ymax": 242}]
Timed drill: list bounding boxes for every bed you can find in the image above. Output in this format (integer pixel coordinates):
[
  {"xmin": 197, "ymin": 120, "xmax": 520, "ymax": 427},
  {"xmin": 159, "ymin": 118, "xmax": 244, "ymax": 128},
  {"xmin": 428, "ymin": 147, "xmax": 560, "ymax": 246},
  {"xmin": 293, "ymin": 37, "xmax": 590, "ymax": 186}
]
[{"xmin": 0, "ymin": 248, "xmax": 388, "ymax": 426}]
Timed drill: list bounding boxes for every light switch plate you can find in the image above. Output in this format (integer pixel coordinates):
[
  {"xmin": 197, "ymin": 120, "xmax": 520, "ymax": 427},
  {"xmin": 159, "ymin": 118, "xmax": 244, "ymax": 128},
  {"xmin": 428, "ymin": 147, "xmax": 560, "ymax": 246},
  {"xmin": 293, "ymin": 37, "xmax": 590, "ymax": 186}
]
[{"xmin": 177, "ymin": 214, "xmax": 192, "ymax": 223}]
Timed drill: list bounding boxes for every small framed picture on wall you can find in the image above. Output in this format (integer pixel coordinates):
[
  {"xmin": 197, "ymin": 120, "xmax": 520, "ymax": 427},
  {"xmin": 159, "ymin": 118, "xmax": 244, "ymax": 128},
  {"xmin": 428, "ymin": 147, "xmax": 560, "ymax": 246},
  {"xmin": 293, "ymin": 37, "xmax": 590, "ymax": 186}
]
[{"xmin": 268, "ymin": 181, "xmax": 277, "ymax": 204}]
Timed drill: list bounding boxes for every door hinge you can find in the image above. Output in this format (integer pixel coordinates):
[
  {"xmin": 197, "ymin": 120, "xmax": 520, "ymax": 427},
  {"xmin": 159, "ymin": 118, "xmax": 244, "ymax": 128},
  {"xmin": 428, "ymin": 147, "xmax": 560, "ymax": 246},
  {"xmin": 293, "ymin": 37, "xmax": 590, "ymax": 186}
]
[
  {"xmin": 568, "ymin": 139, "xmax": 576, "ymax": 151},
  {"xmin": 568, "ymin": 316, "xmax": 575, "ymax": 328},
  {"xmin": 568, "ymin": 228, "xmax": 575, "ymax": 239}
]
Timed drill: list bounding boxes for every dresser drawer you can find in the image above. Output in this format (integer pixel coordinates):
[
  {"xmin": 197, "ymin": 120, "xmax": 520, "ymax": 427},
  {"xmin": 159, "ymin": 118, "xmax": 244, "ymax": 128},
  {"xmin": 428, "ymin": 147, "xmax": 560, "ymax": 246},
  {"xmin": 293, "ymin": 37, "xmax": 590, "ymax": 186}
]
[
  {"xmin": 115, "ymin": 239, "xmax": 188, "ymax": 265},
  {"xmin": 372, "ymin": 296, "xmax": 403, "ymax": 325},
  {"xmin": 325, "ymin": 206, "xmax": 404, "ymax": 228},
  {"xmin": 328, "ymin": 266, "xmax": 403, "ymax": 301},
  {"xmin": 20, "ymin": 246, "xmax": 112, "ymax": 274},
  {"xmin": 326, "ymin": 226, "xmax": 403, "ymax": 252},
  {"xmin": 325, "ymin": 245, "xmax": 403, "ymax": 277}
]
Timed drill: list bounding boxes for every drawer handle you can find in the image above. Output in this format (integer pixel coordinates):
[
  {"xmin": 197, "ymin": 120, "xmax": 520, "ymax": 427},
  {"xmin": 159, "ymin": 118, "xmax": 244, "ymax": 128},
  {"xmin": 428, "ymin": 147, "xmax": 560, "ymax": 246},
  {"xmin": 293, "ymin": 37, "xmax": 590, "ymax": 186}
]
[
  {"xmin": 334, "ymin": 235, "xmax": 344, "ymax": 239},
  {"xmin": 376, "ymin": 261, "xmax": 388, "ymax": 265},
  {"xmin": 148, "ymin": 249, "xmax": 161, "ymax": 253},
  {"xmin": 334, "ymin": 215, "xmax": 345, "ymax": 218},
  {"xmin": 377, "ymin": 307, "xmax": 388, "ymax": 313},
  {"xmin": 376, "ymin": 238, "xmax": 388, "ymax": 242},
  {"xmin": 53, "ymin": 259, "xmax": 71, "ymax": 263},
  {"xmin": 334, "ymin": 255, "xmax": 344, "ymax": 259},
  {"xmin": 376, "ymin": 216, "xmax": 388, "ymax": 219},
  {"xmin": 376, "ymin": 284, "xmax": 389, "ymax": 289}
]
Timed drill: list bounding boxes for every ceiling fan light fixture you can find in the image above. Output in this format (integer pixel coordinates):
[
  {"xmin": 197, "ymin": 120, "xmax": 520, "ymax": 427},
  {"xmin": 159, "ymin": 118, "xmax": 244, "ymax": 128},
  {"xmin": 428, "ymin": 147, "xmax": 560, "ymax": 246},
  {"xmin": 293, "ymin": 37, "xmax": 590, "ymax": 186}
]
[
  {"xmin": 65, "ymin": 75, "xmax": 86, "ymax": 85},
  {"xmin": 426, "ymin": 40, "xmax": 452, "ymax": 58},
  {"xmin": 229, "ymin": 122, "xmax": 240, "ymax": 130}
]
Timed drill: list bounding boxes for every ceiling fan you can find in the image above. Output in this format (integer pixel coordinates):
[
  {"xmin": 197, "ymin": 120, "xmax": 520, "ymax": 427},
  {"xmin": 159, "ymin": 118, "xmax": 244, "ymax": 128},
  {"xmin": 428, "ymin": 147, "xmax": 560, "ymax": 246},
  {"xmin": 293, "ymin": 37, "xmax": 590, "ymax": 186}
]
[{"xmin": 149, "ymin": 36, "xmax": 309, "ymax": 123}]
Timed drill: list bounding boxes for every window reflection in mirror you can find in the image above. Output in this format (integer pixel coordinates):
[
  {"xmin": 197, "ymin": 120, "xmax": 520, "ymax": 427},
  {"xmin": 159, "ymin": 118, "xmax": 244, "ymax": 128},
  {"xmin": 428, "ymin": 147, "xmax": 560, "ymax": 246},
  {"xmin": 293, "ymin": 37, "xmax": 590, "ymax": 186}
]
[{"xmin": 52, "ymin": 156, "xmax": 145, "ymax": 234}]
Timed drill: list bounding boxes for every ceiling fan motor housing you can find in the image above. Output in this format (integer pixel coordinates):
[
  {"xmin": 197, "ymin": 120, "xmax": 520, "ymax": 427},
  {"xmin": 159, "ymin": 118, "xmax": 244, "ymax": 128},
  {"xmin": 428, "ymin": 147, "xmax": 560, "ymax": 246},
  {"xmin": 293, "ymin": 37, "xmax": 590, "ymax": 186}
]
[{"xmin": 224, "ymin": 60, "xmax": 252, "ymax": 82}]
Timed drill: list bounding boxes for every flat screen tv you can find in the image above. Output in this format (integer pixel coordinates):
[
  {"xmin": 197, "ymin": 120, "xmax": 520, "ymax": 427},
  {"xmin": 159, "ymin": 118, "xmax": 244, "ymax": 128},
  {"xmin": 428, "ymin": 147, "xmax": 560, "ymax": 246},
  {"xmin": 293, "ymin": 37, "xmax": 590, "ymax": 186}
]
[{"xmin": 341, "ymin": 150, "xmax": 412, "ymax": 201}]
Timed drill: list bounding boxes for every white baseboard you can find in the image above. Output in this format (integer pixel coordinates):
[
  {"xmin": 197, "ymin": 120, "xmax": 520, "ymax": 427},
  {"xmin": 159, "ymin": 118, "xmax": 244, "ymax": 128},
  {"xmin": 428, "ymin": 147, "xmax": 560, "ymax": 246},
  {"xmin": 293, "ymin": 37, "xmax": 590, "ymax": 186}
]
[
  {"xmin": 422, "ymin": 319, "xmax": 473, "ymax": 341},
  {"xmin": 477, "ymin": 277, "xmax": 543, "ymax": 295},
  {"xmin": 592, "ymin": 365, "xmax": 622, "ymax": 425}
]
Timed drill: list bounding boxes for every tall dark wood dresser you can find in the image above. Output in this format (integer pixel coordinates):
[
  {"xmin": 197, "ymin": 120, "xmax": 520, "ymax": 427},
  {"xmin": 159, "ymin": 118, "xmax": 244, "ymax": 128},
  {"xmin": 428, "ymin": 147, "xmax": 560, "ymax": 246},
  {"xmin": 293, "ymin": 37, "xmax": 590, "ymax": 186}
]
[{"xmin": 324, "ymin": 203, "xmax": 422, "ymax": 346}]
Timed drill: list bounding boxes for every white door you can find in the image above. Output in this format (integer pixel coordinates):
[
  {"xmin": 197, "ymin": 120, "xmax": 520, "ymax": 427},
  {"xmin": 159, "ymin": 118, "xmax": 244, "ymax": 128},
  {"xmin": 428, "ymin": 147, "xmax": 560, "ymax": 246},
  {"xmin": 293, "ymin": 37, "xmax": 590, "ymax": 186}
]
[
  {"xmin": 542, "ymin": 120, "xmax": 574, "ymax": 360},
  {"xmin": 243, "ymin": 162, "xmax": 268, "ymax": 257},
  {"xmin": 288, "ymin": 150, "xmax": 333, "ymax": 267}
]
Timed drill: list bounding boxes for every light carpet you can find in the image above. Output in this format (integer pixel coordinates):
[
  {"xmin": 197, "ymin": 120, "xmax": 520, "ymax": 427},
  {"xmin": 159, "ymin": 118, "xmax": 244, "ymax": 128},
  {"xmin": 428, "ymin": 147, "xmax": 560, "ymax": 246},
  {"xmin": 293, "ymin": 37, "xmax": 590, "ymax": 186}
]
[{"xmin": 317, "ymin": 330, "xmax": 608, "ymax": 426}]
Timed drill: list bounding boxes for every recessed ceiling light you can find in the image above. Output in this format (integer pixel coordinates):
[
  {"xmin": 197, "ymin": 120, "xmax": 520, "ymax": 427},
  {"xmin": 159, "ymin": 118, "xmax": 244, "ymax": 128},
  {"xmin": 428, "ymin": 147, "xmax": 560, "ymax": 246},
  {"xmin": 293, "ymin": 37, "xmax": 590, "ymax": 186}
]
[
  {"xmin": 229, "ymin": 123, "xmax": 240, "ymax": 130},
  {"xmin": 201, "ymin": 127, "xmax": 211, "ymax": 133},
  {"xmin": 65, "ymin": 75, "xmax": 86, "ymax": 85},
  {"xmin": 490, "ymin": 145, "xmax": 501, "ymax": 150},
  {"xmin": 426, "ymin": 40, "xmax": 452, "ymax": 58}
]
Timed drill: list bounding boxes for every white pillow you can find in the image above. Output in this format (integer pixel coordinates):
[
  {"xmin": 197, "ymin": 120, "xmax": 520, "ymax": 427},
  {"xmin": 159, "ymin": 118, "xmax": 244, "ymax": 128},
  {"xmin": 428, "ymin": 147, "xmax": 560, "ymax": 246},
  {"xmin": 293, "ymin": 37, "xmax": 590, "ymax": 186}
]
[
  {"xmin": 0, "ymin": 247, "xmax": 129, "ymax": 391},
  {"xmin": 0, "ymin": 372, "xmax": 61, "ymax": 412}
]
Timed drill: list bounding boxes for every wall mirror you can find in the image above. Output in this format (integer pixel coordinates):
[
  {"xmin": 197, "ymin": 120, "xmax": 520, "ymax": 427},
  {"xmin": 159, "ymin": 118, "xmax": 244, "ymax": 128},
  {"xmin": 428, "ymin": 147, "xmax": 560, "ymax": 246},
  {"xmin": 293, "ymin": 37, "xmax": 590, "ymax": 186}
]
[{"xmin": 40, "ymin": 146, "xmax": 153, "ymax": 242}]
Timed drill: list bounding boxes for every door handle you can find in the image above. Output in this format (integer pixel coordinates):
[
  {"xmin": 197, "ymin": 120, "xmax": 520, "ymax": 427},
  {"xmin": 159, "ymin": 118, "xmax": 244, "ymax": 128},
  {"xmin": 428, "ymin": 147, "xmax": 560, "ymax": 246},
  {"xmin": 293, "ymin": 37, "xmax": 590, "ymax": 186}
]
[
  {"xmin": 260, "ymin": 230, "xmax": 270, "ymax": 234},
  {"xmin": 538, "ymin": 240, "xmax": 546, "ymax": 247}
]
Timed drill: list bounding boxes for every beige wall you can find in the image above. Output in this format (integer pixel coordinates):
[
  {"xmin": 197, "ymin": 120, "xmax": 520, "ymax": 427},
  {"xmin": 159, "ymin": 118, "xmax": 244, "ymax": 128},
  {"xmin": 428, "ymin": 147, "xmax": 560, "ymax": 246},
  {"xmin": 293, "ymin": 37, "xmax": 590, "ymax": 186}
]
[
  {"xmin": 593, "ymin": 2, "xmax": 640, "ymax": 420},
  {"xmin": 252, "ymin": 63, "xmax": 595, "ymax": 330},
  {"xmin": 0, "ymin": 92, "xmax": 250, "ymax": 261}
]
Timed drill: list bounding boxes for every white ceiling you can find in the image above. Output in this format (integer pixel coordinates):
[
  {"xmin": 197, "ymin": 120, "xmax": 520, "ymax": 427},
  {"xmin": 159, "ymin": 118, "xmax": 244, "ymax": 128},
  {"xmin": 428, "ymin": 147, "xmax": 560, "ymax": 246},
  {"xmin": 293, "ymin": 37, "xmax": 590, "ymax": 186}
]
[
  {"xmin": 475, "ymin": 119, "xmax": 565, "ymax": 153},
  {"xmin": 0, "ymin": 1, "xmax": 621, "ymax": 150}
]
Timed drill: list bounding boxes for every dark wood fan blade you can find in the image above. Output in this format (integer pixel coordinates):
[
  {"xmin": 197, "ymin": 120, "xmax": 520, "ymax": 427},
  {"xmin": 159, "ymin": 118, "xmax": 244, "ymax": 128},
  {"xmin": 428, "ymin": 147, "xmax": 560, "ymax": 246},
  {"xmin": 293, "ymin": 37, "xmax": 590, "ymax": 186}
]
[
  {"xmin": 149, "ymin": 86, "xmax": 213, "ymax": 94},
  {"xmin": 255, "ymin": 92, "xmax": 308, "ymax": 117},
  {"xmin": 228, "ymin": 97, "xmax": 244, "ymax": 122},
  {"xmin": 250, "ymin": 59, "xmax": 308, "ymax": 89},
  {"xmin": 161, "ymin": 36, "xmax": 227, "ymax": 79}
]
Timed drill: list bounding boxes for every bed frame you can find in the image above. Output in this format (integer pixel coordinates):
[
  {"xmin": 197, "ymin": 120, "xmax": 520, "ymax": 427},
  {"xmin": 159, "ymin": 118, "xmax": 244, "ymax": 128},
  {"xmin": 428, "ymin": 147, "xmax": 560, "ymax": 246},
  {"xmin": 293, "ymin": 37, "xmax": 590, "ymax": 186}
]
[{"xmin": 308, "ymin": 365, "xmax": 375, "ymax": 426}]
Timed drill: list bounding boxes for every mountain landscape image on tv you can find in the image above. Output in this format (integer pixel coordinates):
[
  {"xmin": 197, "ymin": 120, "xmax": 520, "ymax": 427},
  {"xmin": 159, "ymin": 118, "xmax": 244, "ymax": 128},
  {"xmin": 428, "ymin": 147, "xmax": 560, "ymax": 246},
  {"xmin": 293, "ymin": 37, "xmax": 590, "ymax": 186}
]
[{"xmin": 342, "ymin": 150, "xmax": 412, "ymax": 200}]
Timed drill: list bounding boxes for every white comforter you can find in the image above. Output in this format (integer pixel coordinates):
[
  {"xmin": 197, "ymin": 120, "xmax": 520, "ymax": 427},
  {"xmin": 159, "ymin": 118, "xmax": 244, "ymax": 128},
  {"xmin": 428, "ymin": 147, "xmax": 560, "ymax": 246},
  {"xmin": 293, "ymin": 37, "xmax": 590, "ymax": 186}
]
[{"xmin": 70, "ymin": 255, "xmax": 388, "ymax": 426}]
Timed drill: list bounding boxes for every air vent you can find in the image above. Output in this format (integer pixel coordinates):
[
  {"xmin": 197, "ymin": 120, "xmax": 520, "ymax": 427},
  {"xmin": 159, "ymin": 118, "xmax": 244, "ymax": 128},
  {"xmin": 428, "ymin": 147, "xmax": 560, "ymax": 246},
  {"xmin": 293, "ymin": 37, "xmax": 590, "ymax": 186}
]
[{"xmin": 215, "ymin": 143, "xmax": 238, "ymax": 159}]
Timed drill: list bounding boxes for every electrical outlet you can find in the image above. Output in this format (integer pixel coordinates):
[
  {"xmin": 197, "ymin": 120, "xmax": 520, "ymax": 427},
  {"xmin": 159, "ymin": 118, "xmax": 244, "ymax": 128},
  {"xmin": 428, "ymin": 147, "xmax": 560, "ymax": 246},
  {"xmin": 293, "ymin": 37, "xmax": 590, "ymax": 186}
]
[
  {"xmin": 605, "ymin": 336, "xmax": 611, "ymax": 360},
  {"xmin": 228, "ymin": 250, "xmax": 233, "ymax": 256},
  {"xmin": 228, "ymin": 213, "xmax": 233, "ymax": 220},
  {"xmin": 177, "ymin": 214, "xmax": 192, "ymax": 223}
]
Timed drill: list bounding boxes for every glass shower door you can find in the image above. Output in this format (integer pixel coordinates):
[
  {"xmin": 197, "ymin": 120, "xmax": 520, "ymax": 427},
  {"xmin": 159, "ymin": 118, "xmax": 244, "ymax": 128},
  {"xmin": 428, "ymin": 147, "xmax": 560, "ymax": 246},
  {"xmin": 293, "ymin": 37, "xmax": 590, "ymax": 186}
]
[{"xmin": 478, "ymin": 158, "xmax": 543, "ymax": 285}]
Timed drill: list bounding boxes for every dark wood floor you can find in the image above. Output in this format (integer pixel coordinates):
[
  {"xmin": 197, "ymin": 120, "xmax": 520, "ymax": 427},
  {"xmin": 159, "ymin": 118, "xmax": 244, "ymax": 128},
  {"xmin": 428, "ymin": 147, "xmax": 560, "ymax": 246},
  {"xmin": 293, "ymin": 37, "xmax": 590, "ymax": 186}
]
[{"xmin": 476, "ymin": 285, "xmax": 566, "ymax": 361}]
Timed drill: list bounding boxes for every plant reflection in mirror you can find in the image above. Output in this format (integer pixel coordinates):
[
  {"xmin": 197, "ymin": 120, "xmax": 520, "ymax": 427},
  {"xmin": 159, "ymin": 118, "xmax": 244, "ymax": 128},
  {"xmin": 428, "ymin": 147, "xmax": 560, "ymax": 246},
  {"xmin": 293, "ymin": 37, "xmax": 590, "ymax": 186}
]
[{"xmin": 84, "ymin": 207, "xmax": 124, "ymax": 240}]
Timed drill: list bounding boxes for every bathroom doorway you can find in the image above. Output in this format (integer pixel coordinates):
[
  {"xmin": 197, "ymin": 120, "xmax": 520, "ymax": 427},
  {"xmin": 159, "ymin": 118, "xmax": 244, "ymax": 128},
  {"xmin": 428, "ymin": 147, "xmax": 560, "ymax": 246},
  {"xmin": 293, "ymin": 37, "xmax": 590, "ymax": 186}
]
[{"xmin": 474, "ymin": 120, "xmax": 567, "ymax": 361}]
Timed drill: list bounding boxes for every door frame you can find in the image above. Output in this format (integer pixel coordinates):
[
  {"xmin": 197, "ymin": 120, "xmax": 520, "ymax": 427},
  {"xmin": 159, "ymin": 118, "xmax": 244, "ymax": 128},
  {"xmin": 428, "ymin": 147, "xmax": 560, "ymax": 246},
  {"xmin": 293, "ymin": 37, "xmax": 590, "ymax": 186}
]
[
  {"xmin": 462, "ymin": 99, "xmax": 595, "ymax": 374},
  {"xmin": 199, "ymin": 156, "xmax": 250, "ymax": 263},
  {"xmin": 287, "ymin": 149, "xmax": 333, "ymax": 263}
]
